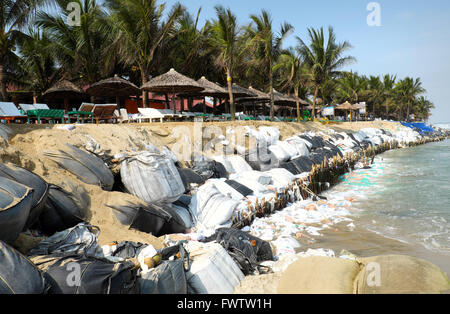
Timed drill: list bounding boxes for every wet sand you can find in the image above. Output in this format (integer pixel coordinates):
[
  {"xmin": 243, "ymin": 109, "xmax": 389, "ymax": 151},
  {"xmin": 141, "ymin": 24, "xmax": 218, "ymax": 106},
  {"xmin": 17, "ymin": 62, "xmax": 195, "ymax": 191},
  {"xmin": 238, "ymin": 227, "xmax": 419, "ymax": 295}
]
[{"xmin": 304, "ymin": 221, "xmax": 450, "ymax": 277}]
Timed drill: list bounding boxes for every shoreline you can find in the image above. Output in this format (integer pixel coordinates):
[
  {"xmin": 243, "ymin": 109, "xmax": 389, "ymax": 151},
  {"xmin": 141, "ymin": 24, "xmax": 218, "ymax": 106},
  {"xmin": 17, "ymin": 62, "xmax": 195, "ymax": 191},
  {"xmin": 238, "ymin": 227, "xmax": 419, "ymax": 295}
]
[{"xmin": 1, "ymin": 120, "xmax": 449, "ymax": 294}]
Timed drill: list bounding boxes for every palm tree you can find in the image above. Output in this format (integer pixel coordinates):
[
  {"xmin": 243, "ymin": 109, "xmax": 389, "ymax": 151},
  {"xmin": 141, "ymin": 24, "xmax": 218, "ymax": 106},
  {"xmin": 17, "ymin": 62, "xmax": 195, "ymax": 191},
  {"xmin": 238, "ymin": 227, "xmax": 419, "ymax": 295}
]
[
  {"xmin": 413, "ymin": 96, "xmax": 434, "ymax": 121},
  {"xmin": 335, "ymin": 71, "xmax": 366, "ymax": 104},
  {"xmin": 296, "ymin": 26, "xmax": 355, "ymax": 119},
  {"xmin": 247, "ymin": 10, "xmax": 293, "ymax": 121},
  {"xmin": 0, "ymin": 0, "xmax": 47, "ymax": 100},
  {"xmin": 169, "ymin": 8, "xmax": 215, "ymax": 79},
  {"xmin": 367, "ymin": 75, "xmax": 383, "ymax": 117},
  {"xmin": 395, "ymin": 77, "xmax": 425, "ymax": 121},
  {"xmin": 37, "ymin": 0, "xmax": 110, "ymax": 86},
  {"xmin": 105, "ymin": 0, "xmax": 183, "ymax": 107},
  {"xmin": 209, "ymin": 5, "xmax": 241, "ymax": 121},
  {"xmin": 16, "ymin": 27, "xmax": 60, "ymax": 99},
  {"xmin": 381, "ymin": 74, "xmax": 396, "ymax": 118},
  {"xmin": 275, "ymin": 47, "xmax": 308, "ymax": 122}
]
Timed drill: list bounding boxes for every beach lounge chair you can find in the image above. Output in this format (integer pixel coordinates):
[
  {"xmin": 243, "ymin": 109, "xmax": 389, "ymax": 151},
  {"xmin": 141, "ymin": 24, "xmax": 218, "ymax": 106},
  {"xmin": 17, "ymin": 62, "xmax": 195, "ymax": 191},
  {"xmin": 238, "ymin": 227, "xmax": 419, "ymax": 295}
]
[
  {"xmin": 0, "ymin": 102, "xmax": 27, "ymax": 123},
  {"xmin": 92, "ymin": 104, "xmax": 119, "ymax": 124},
  {"xmin": 19, "ymin": 103, "xmax": 65, "ymax": 124},
  {"xmin": 137, "ymin": 108, "xmax": 164, "ymax": 123},
  {"xmin": 68, "ymin": 103, "xmax": 95, "ymax": 123}
]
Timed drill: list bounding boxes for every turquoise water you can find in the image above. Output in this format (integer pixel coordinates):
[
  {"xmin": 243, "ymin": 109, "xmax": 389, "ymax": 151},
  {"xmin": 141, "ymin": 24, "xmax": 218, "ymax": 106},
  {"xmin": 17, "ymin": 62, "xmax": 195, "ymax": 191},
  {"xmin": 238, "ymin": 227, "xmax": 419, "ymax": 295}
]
[{"xmin": 327, "ymin": 139, "xmax": 450, "ymax": 266}]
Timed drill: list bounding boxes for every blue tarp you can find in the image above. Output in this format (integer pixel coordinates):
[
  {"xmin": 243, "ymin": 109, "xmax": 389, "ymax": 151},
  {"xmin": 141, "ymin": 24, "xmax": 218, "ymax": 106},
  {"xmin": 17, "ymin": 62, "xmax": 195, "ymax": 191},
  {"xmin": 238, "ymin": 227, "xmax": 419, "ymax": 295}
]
[{"xmin": 401, "ymin": 122, "xmax": 434, "ymax": 134}]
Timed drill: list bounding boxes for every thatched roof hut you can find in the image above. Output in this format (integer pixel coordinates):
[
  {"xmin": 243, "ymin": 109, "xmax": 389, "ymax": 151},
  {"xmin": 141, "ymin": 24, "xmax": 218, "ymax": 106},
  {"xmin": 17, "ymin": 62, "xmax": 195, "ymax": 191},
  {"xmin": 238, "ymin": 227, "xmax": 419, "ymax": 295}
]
[
  {"xmin": 178, "ymin": 76, "xmax": 229, "ymax": 98},
  {"xmin": 141, "ymin": 68, "xmax": 204, "ymax": 93},
  {"xmin": 336, "ymin": 101, "xmax": 358, "ymax": 110},
  {"xmin": 86, "ymin": 74, "xmax": 140, "ymax": 98},
  {"xmin": 43, "ymin": 80, "xmax": 85, "ymax": 98},
  {"xmin": 42, "ymin": 80, "xmax": 86, "ymax": 112}
]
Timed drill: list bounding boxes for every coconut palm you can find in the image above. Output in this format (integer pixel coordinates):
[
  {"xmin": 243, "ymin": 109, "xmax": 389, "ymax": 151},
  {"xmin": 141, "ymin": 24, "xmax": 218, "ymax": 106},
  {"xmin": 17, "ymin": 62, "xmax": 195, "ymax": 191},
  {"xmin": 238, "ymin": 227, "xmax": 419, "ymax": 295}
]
[
  {"xmin": 335, "ymin": 71, "xmax": 367, "ymax": 104},
  {"xmin": 297, "ymin": 26, "xmax": 355, "ymax": 119},
  {"xmin": 105, "ymin": 0, "xmax": 183, "ymax": 107},
  {"xmin": 247, "ymin": 10, "xmax": 293, "ymax": 121},
  {"xmin": 366, "ymin": 75, "xmax": 384, "ymax": 116},
  {"xmin": 275, "ymin": 47, "xmax": 308, "ymax": 122},
  {"xmin": 0, "ymin": 0, "xmax": 48, "ymax": 100},
  {"xmin": 413, "ymin": 96, "xmax": 434, "ymax": 121},
  {"xmin": 209, "ymin": 5, "xmax": 241, "ymax": 121},
  {"xmin": 37, "ymin": 0, "xmax": 110, "ymax": 85},
  {"xmin": 395, "ymin": 77, "xmax": 425, "ymax": 121},
  {"xmin": 16, "ymin": 27, "xmax": 60, "ymax": 99},
  {"xmin": 381, "ymin": 74, "xmax": 397, "ymax": 118}
]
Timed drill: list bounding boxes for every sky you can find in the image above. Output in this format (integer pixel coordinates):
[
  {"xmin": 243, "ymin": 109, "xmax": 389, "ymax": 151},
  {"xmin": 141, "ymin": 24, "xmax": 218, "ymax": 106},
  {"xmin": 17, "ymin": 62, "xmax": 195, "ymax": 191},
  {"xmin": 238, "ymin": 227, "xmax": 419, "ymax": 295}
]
[{"xmin": 148, "ymin": 0, "xmax": 450, "ymax": 124}]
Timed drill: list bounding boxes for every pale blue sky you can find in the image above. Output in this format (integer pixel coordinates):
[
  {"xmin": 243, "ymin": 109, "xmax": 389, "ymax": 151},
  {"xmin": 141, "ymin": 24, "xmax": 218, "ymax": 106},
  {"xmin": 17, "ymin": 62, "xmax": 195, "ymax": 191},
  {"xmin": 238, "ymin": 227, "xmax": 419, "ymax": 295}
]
[{"xmin": 154, "ymin": 0, "xmax": 450, "ymax": 123}]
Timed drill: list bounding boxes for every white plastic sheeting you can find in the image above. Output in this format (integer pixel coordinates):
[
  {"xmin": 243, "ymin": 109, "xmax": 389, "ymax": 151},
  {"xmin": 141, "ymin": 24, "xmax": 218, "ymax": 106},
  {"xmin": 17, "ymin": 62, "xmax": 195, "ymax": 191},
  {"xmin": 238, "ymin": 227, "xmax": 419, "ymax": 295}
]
[
  {"xmin": 120, "ymin": 151, "xmax": 185, "ymax": 204},
  {"xmin": 185, "ymin": 242, "xmax": 245, "ymax": 294},
  {"xmin": 285, "ymin": 136, "xmax": 310, "ymax": 157}
]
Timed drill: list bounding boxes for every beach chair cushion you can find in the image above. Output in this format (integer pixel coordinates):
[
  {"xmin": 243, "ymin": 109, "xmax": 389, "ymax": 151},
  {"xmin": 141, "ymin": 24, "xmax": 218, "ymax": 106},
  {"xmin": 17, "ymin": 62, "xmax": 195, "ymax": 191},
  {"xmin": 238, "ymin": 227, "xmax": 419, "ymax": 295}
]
[
  {"xmin": 0, "ymin": 102, "xmax": 24, "ymax": 117},
  {"xmin": 18, "ymin": 104, "xmax": 37, "ymax": 112}
]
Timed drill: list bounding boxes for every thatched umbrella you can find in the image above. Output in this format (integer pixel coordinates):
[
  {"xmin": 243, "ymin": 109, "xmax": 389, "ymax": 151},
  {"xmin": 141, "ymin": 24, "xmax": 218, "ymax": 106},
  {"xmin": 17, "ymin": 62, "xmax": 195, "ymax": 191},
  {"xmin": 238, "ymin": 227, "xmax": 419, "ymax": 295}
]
[
  {"xmin": 178, "ymin": 76, "xmax": 230, "ymax": 113},
  {"xmin": 42, "ymin": 80, "xmax": 86, "ymax": 112},
  {"xmin": 273, "ymin": 89, "xmax": 296, "ymax": 105},
  {"xmin": 336, "ymin": 101, "xmax": 358, "ymax": 121},
  {"xmin": 141, "ymin": 68, "xmax": 204, "ymax": 113},
  {"xmin": 86, "ymin": 74, "xmax": 140, "ymax": 107}
]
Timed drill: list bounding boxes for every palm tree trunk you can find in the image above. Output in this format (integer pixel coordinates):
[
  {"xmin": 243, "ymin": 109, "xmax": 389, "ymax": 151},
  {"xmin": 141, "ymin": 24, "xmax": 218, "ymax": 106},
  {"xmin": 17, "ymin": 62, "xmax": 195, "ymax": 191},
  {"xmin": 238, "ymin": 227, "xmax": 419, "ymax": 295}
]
[
  {"xmin": 0, "ymin": 64, "xmax": 8, "ymax": 101},
  {"xmin": 312, "ymin": 85, "xmax": 319, "ymax": 120},
  {"xmin": 295, "ymin": 87, "xmax": 301, "ymax": 123},
  {"xmin": 141, "ymin": 69, "xmax": 149, "ymax": 108},
  {"xmin": 406, "ymin": 100, "xmax": 411, "ymax": 122},
  {"xmin": 226, "ymin": 67, "xmax": 235, "ymax": 122},
  {"xmin": 269, "ymin": 60, "xmax": 274, "ymax": 122}
]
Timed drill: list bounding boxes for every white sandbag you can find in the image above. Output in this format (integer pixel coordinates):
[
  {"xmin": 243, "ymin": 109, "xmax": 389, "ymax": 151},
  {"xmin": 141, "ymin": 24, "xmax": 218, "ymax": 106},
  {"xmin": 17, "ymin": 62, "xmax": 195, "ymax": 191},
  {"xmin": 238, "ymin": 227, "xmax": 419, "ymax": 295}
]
[
  {"xmin": 231, "ymin": 170, "xmax": 272, "ymax": 186},
  {"xmin": 226, "ymin": 155, "xmax": 252, "ymax": 173},
  {"xmin": 190, "ymin": 183, "xmax": 240, "ymax": 230},
  {"xmin": 120, "ymin": 151, "xmax": 185, "ymax": 204},
  {"xmin": 212, "ymin": 179, "xmax": 245, "ymax": 201},
  {"xmin": 264, "ymin": 168, "xmax": 296, "ymax": 188},
  {"xmin": 268, "ymin": 143, "xmax": 290, "ymax": 162},
  {"xmin": 185, "ymin": 242, "xmax": 245, "ymax": 294},
  {"xmin": 171, "ymin": 204, "xmax": 194, "ymax": 229},
  {"xmin": 277, "ymin": 141, "xmax": 299, "ymax": 160},
  {"xmin": 258, "ymin": 126, "xmax": 280, "ymax": 145},
  {"xmin": 285, "ymin": 137, "xmax": 310, "ymax": 157}
]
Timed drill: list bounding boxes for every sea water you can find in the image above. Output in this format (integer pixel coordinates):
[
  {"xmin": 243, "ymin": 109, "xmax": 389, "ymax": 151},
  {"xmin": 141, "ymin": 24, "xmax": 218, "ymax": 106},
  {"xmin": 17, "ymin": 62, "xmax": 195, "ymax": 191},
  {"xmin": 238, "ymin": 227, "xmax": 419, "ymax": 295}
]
[{"xmin": 321, "ymin": 139, "xmax": 450, "ymax": 272}]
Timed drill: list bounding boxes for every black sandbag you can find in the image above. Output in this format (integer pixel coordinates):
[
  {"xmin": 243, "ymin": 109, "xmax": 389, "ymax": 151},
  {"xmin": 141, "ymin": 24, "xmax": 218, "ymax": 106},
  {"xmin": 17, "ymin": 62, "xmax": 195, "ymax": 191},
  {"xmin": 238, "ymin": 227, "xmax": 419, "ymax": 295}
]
[
  {"xmin": 107, "ymin": 202, "xmax": 187, "ymax": 237},
  {"xmin": 298, "ymin": 135, "xmax": 324, "ymax": 150},
  {"xmin": 37, "ymin": 183, "xmax": 90, "ymax": 235},
  {"xmin": 44, "ymin": 144, "xmax": 114, "ymax": 191},
  {"xmin": 347, "ymin": 133, "xmax": 361, "ymax": 146},
  {"xmin": 0, "ymin": 241, "xmax": 49, "ymax": 294},
  {"xmin": 292, "ymin": 156, "xmax": 314, "ymax": 172},
  {"xmin": 140, "ymin": 243, "xmax": 189, "ymax": 294},
  {"xmin": 30, "ymin": 253, "xmax": 139, "ymax": 294},
  {"xmin": 213, "ymin": 161, "xmax": 228, "ymax": 178},
  {"xmin": 110, "ymin": 241, "xmax": 146, "ymax": 259},
  {"xmin": 203, "ymin": 228, "xmax": 273, "ymax": 275},
  {"xmin": 225, "ymin": 180, "xmax": 254, "ymax": 197},
  {"xmin": 324, "ymin": 141, "xmax": 344, "ymax": 157},
  {"xmin": 279, "ymin": 161, "xmax": 301, "ymax": 175},
  {"xmin": 0, "ymin": 177, "xmax": 34, "ymax": 244},
  {"xmin": 0, "ymin": 163, "xmax": 49, "ymax": 229},
  {"xmin": 177, "ymin": 168, "xmax": 205, "ymax": 192}
]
